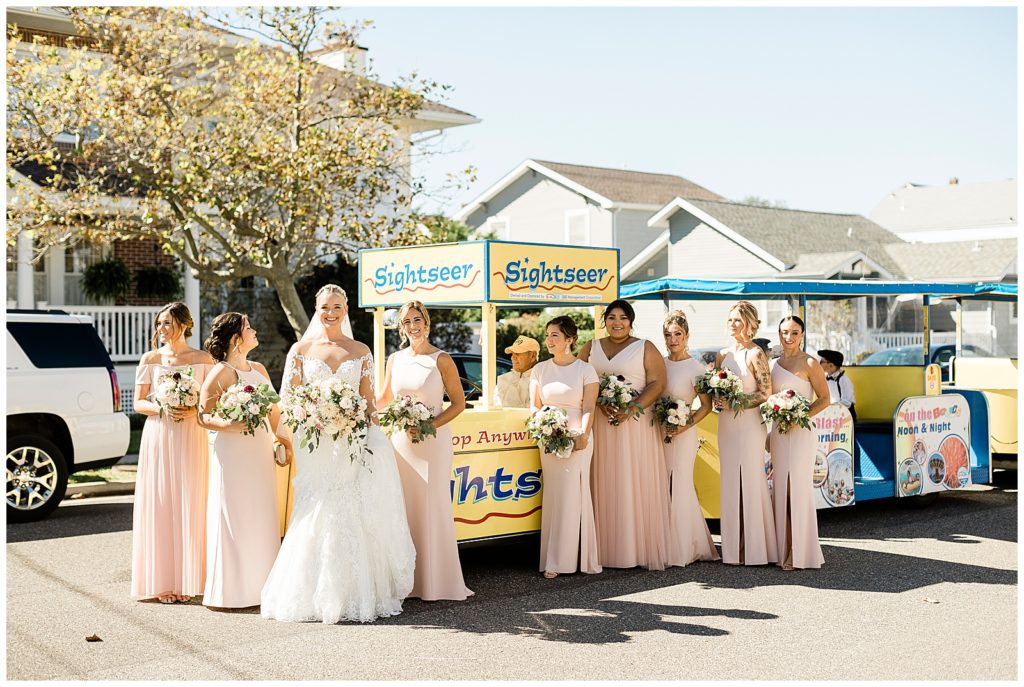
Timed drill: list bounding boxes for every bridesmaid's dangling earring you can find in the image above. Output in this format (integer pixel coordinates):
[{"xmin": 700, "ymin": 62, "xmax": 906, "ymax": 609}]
[{"xmin": 564, "ymin": 343, "xmax": 572, "ymax": 355}]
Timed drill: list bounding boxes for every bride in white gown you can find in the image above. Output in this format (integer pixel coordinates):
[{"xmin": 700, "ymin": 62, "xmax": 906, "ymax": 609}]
[{"xmin": 260, "ymin": 284, "xmax": 415, "ymax": 624}]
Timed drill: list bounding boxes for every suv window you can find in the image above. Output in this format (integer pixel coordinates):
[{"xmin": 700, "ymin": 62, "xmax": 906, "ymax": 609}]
[
  {"xmin": 461, "ymin": 359, "xmax": 482, "ymax": 385},
  {"xmin": 7, "ymin": 322, "xmax": 113, "ymax": 369}
]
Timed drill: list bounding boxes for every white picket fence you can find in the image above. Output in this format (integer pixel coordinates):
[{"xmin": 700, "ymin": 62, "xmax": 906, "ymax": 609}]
[
  {"xmin": 869, "ymin": 331, "xmax": 957, "ymax": 349},
  {"xmin": 43, "ymin": 304, "xmax": 163, "ymax": 362}
]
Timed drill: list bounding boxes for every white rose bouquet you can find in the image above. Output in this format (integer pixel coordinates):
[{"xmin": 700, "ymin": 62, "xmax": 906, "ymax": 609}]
[
  {"xmin": 760, "ymin": 388, "xmax": 812, "ymax": 434},
  {"xmin": 597, "ymin": 373, "xmax": 641, "ymax": 426},
  {"xmin": 525, "ymin": 406, "xmax": 576, "ymax": 459},
  {"xmin": 213, "ymin": 381, "xmax": 280, "ymax": 436},
  {"xmin": 281, "ymin": 378, "xmax": 369, "ymax": 451},
  {"xmin": 695, "ymin": 367, "xmax": 752, "ymax": 417},
  {"xmin": 378, "ymin": 394, "xmax": 437, "ymax": 444},
  {"xmin": 153, "ymin": 367, "xmax": 200, "ymax": 421},
  {"xmin": 651, "ymin": 397, "xmax": 693, "ymax": 444}
]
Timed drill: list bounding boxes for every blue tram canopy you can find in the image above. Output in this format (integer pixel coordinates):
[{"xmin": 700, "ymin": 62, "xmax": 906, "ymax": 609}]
[{"xmin": 620, "ymin": 278, "xmax": 1017, "ymax": 302}]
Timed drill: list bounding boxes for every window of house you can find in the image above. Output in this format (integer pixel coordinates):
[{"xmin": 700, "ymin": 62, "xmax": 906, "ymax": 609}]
[
  {"xmin": 65, "ymin": 240, "xmax": 108, "ymax": 274},
  {"xmin": 485, "ymin": 216, "xmax": 510, "ymax": 240},
  {"xmin": 564, "ymin": 209, "xmax": 589, "ymax": 245}
]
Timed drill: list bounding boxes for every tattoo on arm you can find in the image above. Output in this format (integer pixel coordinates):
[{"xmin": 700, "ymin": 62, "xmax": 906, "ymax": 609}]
[{"xmin": 749, "ymin": 351, "xmax": 772, "ymax": 406}]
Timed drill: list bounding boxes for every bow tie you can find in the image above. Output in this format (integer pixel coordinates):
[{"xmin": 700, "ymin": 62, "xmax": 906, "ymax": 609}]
[{"xmin": 827, "ymin": 375, "xmax": 837, "ymax": 381}]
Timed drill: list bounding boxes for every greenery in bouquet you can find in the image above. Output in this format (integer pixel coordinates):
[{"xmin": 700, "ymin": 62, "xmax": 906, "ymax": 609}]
[{"xmin": 651, "ymin": 396, "xmax": 693, "ymax": 444}]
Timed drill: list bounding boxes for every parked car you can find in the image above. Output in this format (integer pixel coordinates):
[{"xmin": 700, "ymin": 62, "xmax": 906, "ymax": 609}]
[
  {"xmin": 448, "ymin": 353, "xmax": 513, "ymax": 402},
  {"xmin": 6, "ymin": 310, "xmax": 130, "ymax": 522},
  {"xmin": 859, "ymin": 344, "xmax": 985, "ymax": 381}
]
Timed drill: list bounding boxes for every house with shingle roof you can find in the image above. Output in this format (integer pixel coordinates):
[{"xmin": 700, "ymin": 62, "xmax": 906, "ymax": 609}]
[
  {"xmin": 453, "ymin": 159, "xmax": 723, "ymax": 269},
  {"xmin": 870, "ymin": 178, "xmax": 1017, "ymax": 243}
]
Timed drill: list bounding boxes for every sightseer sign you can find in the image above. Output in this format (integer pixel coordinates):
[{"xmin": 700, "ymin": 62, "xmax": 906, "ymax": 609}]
[{"xmin": 358, "ymin": 240, "xmax": 619, "ymax": 307}]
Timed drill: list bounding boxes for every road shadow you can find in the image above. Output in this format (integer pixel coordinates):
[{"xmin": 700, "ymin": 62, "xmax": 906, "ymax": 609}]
[
  {"xmin": 6, "ymin": 498, "xmax": 134, "ymax": 543},
  {"xmin": 387, "ymin": 540, "xmax": 776, "ymax": 643}
]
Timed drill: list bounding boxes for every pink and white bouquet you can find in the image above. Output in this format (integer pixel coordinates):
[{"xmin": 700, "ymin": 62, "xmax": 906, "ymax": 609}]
[
  {"xmin": 695, "ymin": 367, "xmax": 751, "ymax": 417},
  {"xmin": 651, "ymin": 397, "xmax": 693, "ymax": 444},
  {"xmin": 598, "ymin": 373, "xmax": 640, "ymax": 426},
  {"xmin": 378, "ymin": 394, "xmax": 437, "ymax": 444},
  {"xmin": 526, "ymin": 406, "xmax": 576, "ymax": 459},
  {"xmin": 153, "ymin": 367, "xmax": 200, "ymax": 421},
  {"xmin": 760, "ymin": 388, "xmax": 812, "ymax": 434},
  {"xmin": 214, "ymin": 381, "xmax": 280, "ymax": 436},
  {"xmin": 280, "ymin": 378, "xmax": 369, "ymax": 451}
]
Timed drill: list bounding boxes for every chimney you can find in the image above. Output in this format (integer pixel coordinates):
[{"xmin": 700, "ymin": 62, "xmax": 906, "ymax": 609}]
[
  {"xmin": 949, "ymin": 177, "xmax": 959, "ymax": 185},
  {"xmin": 313, "ymin": 41, "xmax": 368, "ymax": 76}
]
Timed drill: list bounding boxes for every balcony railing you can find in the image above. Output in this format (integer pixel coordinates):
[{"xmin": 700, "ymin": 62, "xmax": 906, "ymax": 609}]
[{"xmin": 42, "ymin": 304, "xmax": 161, "ymax": 362}]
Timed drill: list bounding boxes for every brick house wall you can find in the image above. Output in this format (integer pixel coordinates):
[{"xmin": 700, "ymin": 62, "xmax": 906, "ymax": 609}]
[{"xmin": 113, "ymin": 238, "xmax": 181, "ymax": 306}]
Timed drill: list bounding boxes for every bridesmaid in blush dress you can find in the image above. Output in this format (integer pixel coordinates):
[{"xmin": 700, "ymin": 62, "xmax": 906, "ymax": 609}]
[
  {"xmin": 716, "ymin": 301, "xmax": 778, "ymax": 566},
  {"xmin": 770, "ymin": 315, "xmax": 829, "ymax": 570},
  {"xmin": 131, "ymin": 302, "xmax": 214, "ymax": 604},
  {"xmin": 530, "ymin": 316, "xmax": 601, "ymax": 578},
  {"xmin": 660, "ymin": 311, "xmax": 719, "ymax": 566},
  {"xmin": 378, "ymin": 301, "xmax": 472, "ymax": 601},
  {"xmin": 579, "ymin": 299, "xmax": 670, "ymax": 570},
  {"xmin": 198, "ymin": 312, "xmax": 285, "ymax": 609}
]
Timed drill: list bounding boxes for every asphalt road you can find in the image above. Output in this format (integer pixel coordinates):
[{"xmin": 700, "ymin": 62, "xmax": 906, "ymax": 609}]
[{"xmin": 7, "ymin": 470, "xmax": 1018, "ymax": 680}]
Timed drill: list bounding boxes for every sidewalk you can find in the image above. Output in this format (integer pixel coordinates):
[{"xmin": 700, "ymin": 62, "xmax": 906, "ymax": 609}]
[{"xmin": 65, "ymin": 454, "xmax": 138, "ymax": 499}]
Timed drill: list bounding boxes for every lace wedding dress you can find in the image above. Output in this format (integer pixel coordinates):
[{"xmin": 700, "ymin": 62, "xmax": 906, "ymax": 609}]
[{"xmin": 260, "ymin": 352, "xmax": 416, "ymax": 623}]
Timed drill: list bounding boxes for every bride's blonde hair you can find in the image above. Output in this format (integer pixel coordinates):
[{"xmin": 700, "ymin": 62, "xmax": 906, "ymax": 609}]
[{"xmin": 315, "ymin": 284, "xmax": 348, "ymax": 304}]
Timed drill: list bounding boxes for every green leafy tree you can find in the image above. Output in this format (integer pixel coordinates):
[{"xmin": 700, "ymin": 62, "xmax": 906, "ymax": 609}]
[{"xmin": 7, "ymin": 6, "xmax": 462, "ymax": 335}]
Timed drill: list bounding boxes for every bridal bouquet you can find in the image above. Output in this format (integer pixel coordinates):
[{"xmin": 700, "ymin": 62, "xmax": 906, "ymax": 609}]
[
  {"xmin": 525, "ymin": 406, "xmax": 576, "ymax": 459},
  {"xmin": 280, "ymin": 378, "xmax": 368, "ymax": 451},
  {"xmin": 378, "ymin": 395, "xmax": 437, "ymax": 444},
  {"xmin": 651, "ymin": 397, "xmax": 692, "ymax": 444},
  {"xmin": 598, "ymin": 373, "xmax": 640, "ymax": 426},
  {"xmin": 760, "ymin": 388, "xmax": 812, "ymax": 434},
  {"xmin": 214, "ymin": 382, "xmax": 280, "ymax": 436},
  {"xmin": 695, "ymin": 367, "xmax": 751, "ymax": 417},
  {"xmin": 153, "ymin": 367, "xmax": 200, "ymax": 421}
]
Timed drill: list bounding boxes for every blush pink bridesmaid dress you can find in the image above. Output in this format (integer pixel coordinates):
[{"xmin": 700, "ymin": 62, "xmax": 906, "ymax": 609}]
[
  {"xmin": 769, "ymin": 361, "xmax": 825, "ymax": 569},
  {"xmin": 588, "ymin": 338, "xmax": 670, "ymax": 570},
  {"xmin": 131, "ymin": 362, "xmax": 211, "ymax": 600},
  {"xmin": 718, "ymin": 347, "xmax": 778, "ymax": 566},
  {"xmin": 533, "ymin": 358, "xmax": 602, "ymax": 576},
  {"xmin": 203, "ymin": 364, "xmax": 281, "ymax": 608},
  {"xmin": 663, "ymin": 356, "xmax": 719, "ymax": 566},
  {"xmin": 389, "ymin": 349, "xmax": 473, "ymax": 601}
]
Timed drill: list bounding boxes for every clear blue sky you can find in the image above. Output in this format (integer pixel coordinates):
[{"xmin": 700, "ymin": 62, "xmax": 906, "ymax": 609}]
[{"xmin": 342, "ymin": 6, "xmax": 1017, "ymax": 217}]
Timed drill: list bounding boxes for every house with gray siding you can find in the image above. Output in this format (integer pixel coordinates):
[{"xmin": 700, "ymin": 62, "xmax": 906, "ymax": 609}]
[
  {"xmin": 453, "ymin": 159, "xmax": 723, "ymax": 267},
  {"xmin": 631, "ymin": 195, "xmax": 1015, "ymax": 359}
]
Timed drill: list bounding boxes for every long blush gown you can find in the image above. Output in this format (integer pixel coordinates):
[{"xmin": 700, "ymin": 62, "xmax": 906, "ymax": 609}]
[
  {"xmin": 769, "ymin": 362, "xmax": 825, "ymax": 569},
  {"xmin": 203, "ymin": 364, "xmax": 281, "ymax": 608},
  {"xmin": 533, "ymin": 358, "xmax": 602, "ymax": 575},
  {"xmin": 718, "ymin": 347, "xmax": 778, "ymax": 566},
  {"xmin": 663, "ymin": 357, "xmax": 719, "ymax": 566},
  {"xmin": 588, "ymin": 338, "xmax": 670, "ymax": 570},
  {"xmin": 389, "ymin": 349, "xmax": 473, "ymax": 601},
  {"xmin": 131, "ymin": 363, "xmax": 211, "ymax": 600},
  {"xmin": 261, "ymin": 353, "xmax": 415, "ymax": 623}
]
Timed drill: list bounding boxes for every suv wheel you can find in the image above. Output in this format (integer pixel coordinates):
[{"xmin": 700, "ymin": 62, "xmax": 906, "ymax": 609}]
[{"xmin": 6, "ymin": 435, "xmax": 69, "ymax": 523}]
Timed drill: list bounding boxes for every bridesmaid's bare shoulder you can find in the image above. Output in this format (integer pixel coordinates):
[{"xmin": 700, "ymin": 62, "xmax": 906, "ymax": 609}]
[
  {"xmin": 139, "ymin": 350, "xmax": 163, "ymax": 365},
  {"xmin": 578, "ymin": 339, "xmax": 594, "ymax": 360},
  {"xmin": 184, "ymin": 348, "xmax": 215, "ymax": 366}
]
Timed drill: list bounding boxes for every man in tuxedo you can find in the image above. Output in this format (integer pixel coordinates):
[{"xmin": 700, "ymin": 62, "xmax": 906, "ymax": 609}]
[{"xmin": 818, "ymin": 349, "xmax": 856, "ymax": 420}]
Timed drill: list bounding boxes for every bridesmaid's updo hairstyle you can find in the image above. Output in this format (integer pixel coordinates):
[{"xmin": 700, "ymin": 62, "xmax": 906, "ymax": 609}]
[
  {"xmin": 778, "ymin": 314, "xmax": 806, "ymax": 333},
  {"xmin": 151, "ymin": 301, "xmax": 194, "ymax": 349},
  {"xmin": 397, "ymin": 300, "xmax": 430, "ymax": 347},
  {"xmin": 204, "ymin": 312, "xmax": 246, "ymax": 362},
  {"xmin": 546, "ymin": 315, "xmax": 579, "ymax": 351},
  {"xmin": 603, "ymin": 299, "xmax": 635, "ymax": 326},
  {"xmin": 729, "ymin": 300, "xmax": 761, "ymax": 340},
  {"xmin": 662, "ymin": 310, "xmax": 689, "ymax": 337},
  {"xmin": 315, "ymin": 283, "xmax": 348, "ymax": 305}
]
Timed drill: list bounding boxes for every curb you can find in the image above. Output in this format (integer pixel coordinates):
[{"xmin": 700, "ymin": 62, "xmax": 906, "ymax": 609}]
[{"xmin": 66, "ymin": 481, "xmax": 137, "ymax": 499}]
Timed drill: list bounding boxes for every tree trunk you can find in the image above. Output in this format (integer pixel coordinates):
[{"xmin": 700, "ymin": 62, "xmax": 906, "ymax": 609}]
[{"xmin": 271, "ymin": 273, "xmax": 311, "ymax": 338}]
